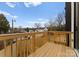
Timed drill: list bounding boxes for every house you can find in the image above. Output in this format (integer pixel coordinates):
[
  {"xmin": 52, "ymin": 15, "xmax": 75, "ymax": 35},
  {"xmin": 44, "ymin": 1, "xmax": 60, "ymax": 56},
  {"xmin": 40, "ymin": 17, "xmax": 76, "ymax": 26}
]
[
  {"xmin": 24, "ymin": 27, "xmax": 48, "ymax": 32},
  {"xmin": 65, "ymin": 2, "xmax": 79, "ymax": 49},
  {"xmin": 35, "ymin": 27, "xmax": 48, "ymax": 32}
]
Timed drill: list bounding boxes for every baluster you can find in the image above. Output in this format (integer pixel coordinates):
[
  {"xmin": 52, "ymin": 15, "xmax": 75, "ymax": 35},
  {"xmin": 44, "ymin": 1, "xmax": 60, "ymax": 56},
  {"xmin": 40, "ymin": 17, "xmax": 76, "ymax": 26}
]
[
  {"xmin": 11, "ymin": 39, "xmax": 13, "ymax": 56},
  {"xmin": 32, "ymin": 33, "xmax": 35, "ymax": 52},
  {"xmin": 29, "ymin": 35, "xmax": 32, "ymax": 55},
  {"xmin": 69, "ymin": 33, "xmax": 73, "ymax": 48},
  {"xmin": 24, "ymin": 36, "xmax": 28, "ymax": 56},
  {"xmin": 22, "ymin": 36, "xmax": 26, "ymax": 57},
  {"xmin": 16, "ymin": 38, "xmax": 18, "ymax": 56},
  {"xmin": 4, "ymin": 40, "xmax": 6, "ymax": 57},
  {"xmin": 26, "ymin": 38, "xmax": 28, "ymax": 56},
  {"xmin": 23, "ymin": 38, "xmax": 26, "ymax": 57},
  {"xmin": 46, "ymin": 32, "xmax": 49, "ymax": 42},
  {"xmin": 20, "ymin": 37, "xmax": 23, "ymax": 57},
  {"xmin": 19, "ymin": 37, "xmax": 22, "ymax": 56}
]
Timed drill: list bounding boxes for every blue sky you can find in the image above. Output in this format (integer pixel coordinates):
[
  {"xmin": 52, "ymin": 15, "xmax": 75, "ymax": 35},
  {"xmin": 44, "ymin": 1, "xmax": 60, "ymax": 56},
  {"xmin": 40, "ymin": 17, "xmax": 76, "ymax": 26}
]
[{"xmin": 0, "ymin": 2, "xmax": 65, "ymax": 28}]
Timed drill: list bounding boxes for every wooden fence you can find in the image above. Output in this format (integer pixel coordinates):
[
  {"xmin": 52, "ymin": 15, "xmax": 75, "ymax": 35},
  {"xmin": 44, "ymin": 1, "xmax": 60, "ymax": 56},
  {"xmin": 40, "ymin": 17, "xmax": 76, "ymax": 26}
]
[{"xmin": 0, "ymin": 31, "xmax": 73, "ymax": 57}]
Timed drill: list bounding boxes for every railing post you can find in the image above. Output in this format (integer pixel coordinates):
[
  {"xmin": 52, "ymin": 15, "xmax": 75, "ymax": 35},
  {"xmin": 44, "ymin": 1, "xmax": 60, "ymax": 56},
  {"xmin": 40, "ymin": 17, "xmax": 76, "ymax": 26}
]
[
  {"xmin": 11, "ymin": 40, "xmax": 13, "ymax": 57},
  {"xmin": 4, "ymin": 40, "xmax": 6, "ymax": 57},
  {"xmin": 32, "ymin": 33, "xmax": 35, "ymax": 52},
  {"xmin": 47, "ymin": 31, "xmax": 50, "ymax": 42},
  {"xmin": 16, "ymin": 38, "xmax": 18, "ymax": 57},
  {"xmin": 66, "ymin": 34, "xmax": 69, "ymax": 46},
  {"xmin": 46, "ymin": 31, "xmax": 49, "ymax": 42},
  {"xmin": 69, "ymin": 33, "xmax": 74, "ymax": 48}
]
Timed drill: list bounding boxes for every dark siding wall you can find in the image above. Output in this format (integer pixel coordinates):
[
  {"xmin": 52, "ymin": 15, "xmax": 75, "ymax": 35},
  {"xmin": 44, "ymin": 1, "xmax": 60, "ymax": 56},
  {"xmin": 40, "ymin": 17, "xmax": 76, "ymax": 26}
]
[
  {"xmin": 76, "ymin": 3, "xmax": 79, "ymax": 49},
  {"xmin": 65, "ymin": 2, "xmax": 79, "ymax": 49},
  {"xmin": 74, "ymin": 2, "xmax": 77, "ymax": 49},
  {"xmin": 65, "ymin": 2, "xmax": 71, "ymax": 47},
  {"xmin": 65, "ymin": 2, "xmax": 71, "ymax": 31}
]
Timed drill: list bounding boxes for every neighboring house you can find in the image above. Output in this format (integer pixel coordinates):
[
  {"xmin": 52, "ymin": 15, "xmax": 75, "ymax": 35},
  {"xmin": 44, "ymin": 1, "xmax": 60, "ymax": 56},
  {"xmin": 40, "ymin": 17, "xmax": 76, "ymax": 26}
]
[
  {"xmin": 29, "ymin": 30, "xmax": 34, "ymax": 32},
  {"xmin": 35, "ymin": 28, "xmax": 48, "ymax": 32},
  {"xmin": 10, "ymin": 28, "xmax": 26, "ymax": 33},
  {"xmin": 24, "ymin": 27, "xmax": 48, "ymax": 32}
]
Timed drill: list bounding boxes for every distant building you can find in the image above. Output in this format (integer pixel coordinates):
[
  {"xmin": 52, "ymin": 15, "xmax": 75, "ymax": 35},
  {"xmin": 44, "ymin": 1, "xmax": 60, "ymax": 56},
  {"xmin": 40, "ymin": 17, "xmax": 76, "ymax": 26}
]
[
  {"xmin": 35, "ymin": 28, "xmax": 48, "ymax": 32},
  {"xmin": 27, "ymin": 27, "xmax": 48, "ymax": 32}
]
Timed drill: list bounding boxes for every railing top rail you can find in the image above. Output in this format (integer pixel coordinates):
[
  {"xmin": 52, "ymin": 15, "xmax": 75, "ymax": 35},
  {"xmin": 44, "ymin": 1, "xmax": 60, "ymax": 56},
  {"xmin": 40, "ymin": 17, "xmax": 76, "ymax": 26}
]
[
  {"xmin": 0, "ymin": 32, "xmax": 45, "ymax": 36},
  {"xmin": 48, "ymin": 31, "xmax": 73, "ymax": 34},
  {"xmin": 0, "ymin": 31, "xmax": 73, "ymax": 36},
  {"xmin": 0, "ymin": 31, "xmax": 73, "ymax": 41},
  {"xmin": 0, "ymin": 32, "xmax": 46, "ymax": 40}
]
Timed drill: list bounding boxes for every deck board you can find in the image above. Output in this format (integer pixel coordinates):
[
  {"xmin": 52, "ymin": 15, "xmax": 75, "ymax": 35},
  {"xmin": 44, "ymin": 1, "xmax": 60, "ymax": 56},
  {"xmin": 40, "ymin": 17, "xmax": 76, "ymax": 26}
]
[{"xmin": 29, "ymin": 42, "xmax": 76, "ymax": 57}]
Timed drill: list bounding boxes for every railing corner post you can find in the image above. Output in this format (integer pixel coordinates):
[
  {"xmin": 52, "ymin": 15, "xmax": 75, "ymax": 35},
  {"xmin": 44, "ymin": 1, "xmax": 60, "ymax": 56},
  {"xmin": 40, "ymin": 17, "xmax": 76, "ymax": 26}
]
[
  {"xmin": 69, "ymin": 33, "xmax": 74, "ymax": 48},
  {"xmin": 32, "ymin": 33, "xmax": 36, "ymax": 52}
]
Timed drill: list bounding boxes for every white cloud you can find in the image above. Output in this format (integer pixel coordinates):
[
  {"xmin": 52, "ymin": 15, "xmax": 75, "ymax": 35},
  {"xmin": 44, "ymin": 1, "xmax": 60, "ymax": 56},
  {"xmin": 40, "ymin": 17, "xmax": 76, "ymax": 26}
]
[
  {"xmin": 28, "ymin": 18, "xmax": 48, "ymax": 23},
  {"xmin": 24, "ymin": 2, "xmax": 31, "ymax": 7},
  {"xmin": 30, "ymin": 2, "xmax": 42, "ymax": 6},
  {"xmin": 38, "ymin": 18, "xmax": 49, "ymax": 22},
  {"xmin": 6, "ymin": 2, "xmax": 16, "ymax": 8},
  {"xmin": 24, "ymin": 2, "xmax": 42, "ymax": 7},
  {"xmin": 13, "ymin": 16, "xmax": 18, "ymax": 19},
  {"xmin": 28, "ymin": 21, "xmax": 45, "ymax": 24},
  {"xmin": 0, "ymin": 10, "xmax": 10, "ymax": 16},
  {"xmin": 38, "ymin": 18, "xmax": 43, "ymax": 21},
  {"xmin": 0, "ymin": 10, "xmax": 18, "ymax": 19},
  {"xmin": 27, "ymin": 18, "xmax": 49, "ymax": 27},
  {"xmin": 28, "ymin": 21, "xmax": 45, "ymax": 27}
]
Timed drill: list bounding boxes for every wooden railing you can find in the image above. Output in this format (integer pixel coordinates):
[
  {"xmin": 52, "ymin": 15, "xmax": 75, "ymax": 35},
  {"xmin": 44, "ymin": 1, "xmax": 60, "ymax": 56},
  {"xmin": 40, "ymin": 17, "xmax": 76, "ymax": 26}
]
[{"xmin": 0, "ymin": 31, "xmax": 73, "ymax": 57}]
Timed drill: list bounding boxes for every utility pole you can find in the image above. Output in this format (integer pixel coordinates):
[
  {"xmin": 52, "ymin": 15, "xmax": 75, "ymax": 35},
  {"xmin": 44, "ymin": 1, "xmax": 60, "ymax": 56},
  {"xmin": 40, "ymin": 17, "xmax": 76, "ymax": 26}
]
[
  {"xmin": 12, "ymin": 19, "xmax": 16, "ymax": 33},
  {"xmin": 12, "ymin": 19, "xmax": 14, "ymax": 33}
]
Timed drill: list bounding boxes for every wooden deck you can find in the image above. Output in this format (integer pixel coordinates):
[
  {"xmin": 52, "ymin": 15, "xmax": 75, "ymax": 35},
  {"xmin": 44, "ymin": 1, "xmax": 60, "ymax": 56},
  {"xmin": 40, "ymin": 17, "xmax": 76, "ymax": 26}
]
[
  {"xmin": 0, "ymin": 31, "xmax": 75, "ymax": 57},
  {"xmin": 29, "ymin": 42, "xmax": 76, "ymax": 57}
]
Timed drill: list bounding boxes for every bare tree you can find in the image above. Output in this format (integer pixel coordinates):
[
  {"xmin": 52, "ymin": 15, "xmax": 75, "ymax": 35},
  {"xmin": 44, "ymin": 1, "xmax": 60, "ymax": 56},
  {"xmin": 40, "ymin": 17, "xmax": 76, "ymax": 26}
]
[
  {"xmin": 34, "ymin": 23, "xmax": 41, "ymax": 29},
  {"xmin": 44, "ymin": 19, "xmax": 57, "ymax": 31},
  {"xmin": 44, "ymin": 23, "xmax": 48, "ymax": 28},
  {"xmin": 44, "ymin": 12, "xmax": 65, "ymax": 31},
  {"xmin": 55, "ymin": 12, "xmax": 65, "ymax": 31}
]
